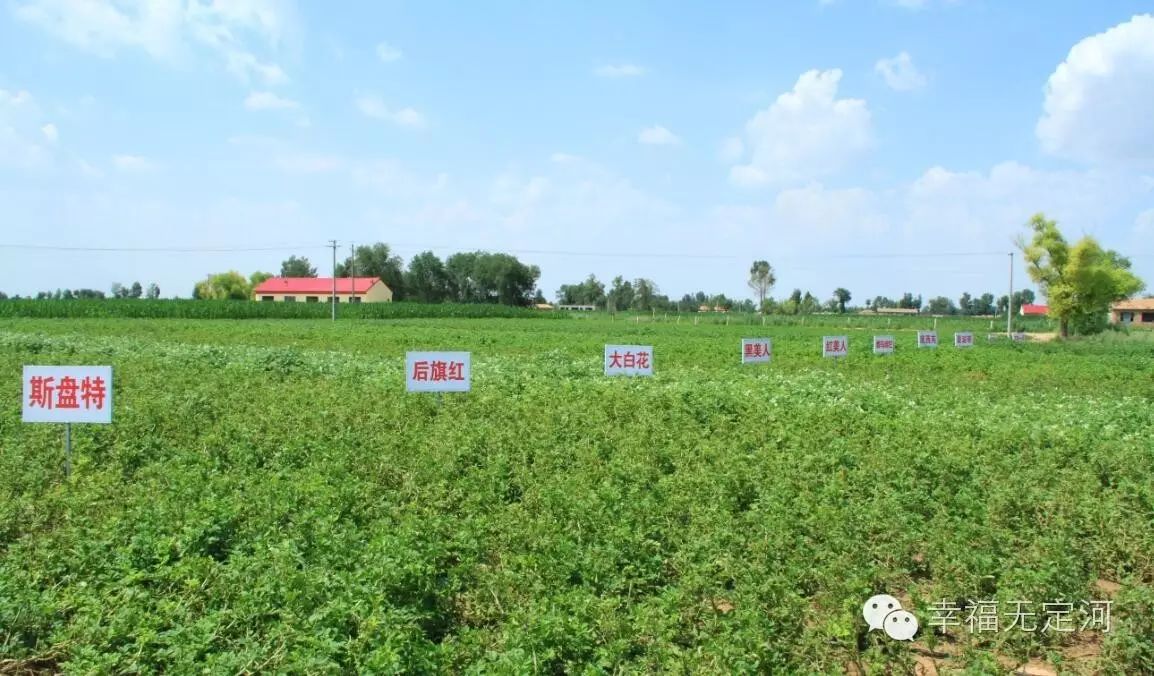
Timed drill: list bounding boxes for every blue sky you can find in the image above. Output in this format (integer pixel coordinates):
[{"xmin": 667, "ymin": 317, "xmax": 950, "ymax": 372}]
[{"xmin": 2, "ymin": 0, "xmax": 1152, "ymax": 303}]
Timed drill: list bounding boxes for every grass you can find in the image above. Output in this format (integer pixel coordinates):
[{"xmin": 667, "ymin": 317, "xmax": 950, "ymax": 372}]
[{"xmin": 0, "ymin": 317, "xmax": 1150, "ymax": 673}]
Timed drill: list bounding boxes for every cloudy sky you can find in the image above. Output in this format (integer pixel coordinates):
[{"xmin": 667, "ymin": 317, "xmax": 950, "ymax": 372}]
[{"xmin": 1, "ymin": 1, "xmax": 1152, "ymax": 302}]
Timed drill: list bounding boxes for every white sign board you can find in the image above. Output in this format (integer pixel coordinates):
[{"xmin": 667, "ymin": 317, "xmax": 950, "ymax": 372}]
[
  {"xmin": 917, "ymin": 331, "xmax": 938, "ymax": 349},
  {"xmin": 406, "ymin": 351, "xmax": 471, "ymax": 392},
  {"xmin": 873, "ymin": 335, "xmax": 895, "ymax": 355},
  {"xmin": 1012, "ymin": 332, "xmax": 1026, "ymax": 342},
  {"xmin": 22, "ymin": 366, "xmax": 113, "ymax": 424},
  {"xmin": 822, "ymin": 335, "xmax": 848, "ymax": 358},
  {"xmin": 954, "ymin": 331, "xmax": 974, "ymax": 348},
  {"xmin": 741, "ymin": 338, "xmax": 772, "ymax": 364},
  {"xmin": 605, "ymin": 345, "xmax": 653, "ymax": 376}
]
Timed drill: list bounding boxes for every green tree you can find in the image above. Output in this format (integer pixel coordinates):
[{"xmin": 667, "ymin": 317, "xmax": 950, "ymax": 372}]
[
  {"xmin": 833, "ymin": 287, "xmax": 851, "ymax": 313},
  {"xmin": 748, "ymin": 261, "xmax": 776, "ymax": 309},
  {"xmin": 959, "ymin": 292, "xmax": 973, "ymax": 315},
  {"xmin": 146, "ymin": 283, "xmax": 160, "ymax": 299},
  {"xmin": 193, "ymin": 271, "xmax": 251, "ymax": 300},
  {"xmin": 800, "ymin": 291, "xmax": 820, "ymax": 314},
  {"xmin": 130, "ymin": 281, "xmax": 143, "ymax": 298},
  {"xmin": 633, "ymin": 278, "xmax": 658, "ymax": 311},
  {"xmin": 1018, "ymin": 213, "xmax": 1144, "ymax": 337},
  {"xmin": 557, "ymin": 274, "xmax": 606, "ymax": 306},
  {"xmin": 607, "ymin": 276, "xmax": 635, "ymax": 312},
  {"xmin": 249, "ymin": 272, "xmax": 273, "ymax": 291},
  {"xmin": 926, "ymin": 296, "xmax": 956, "ymax": 315},
  {"xmin": 280, "ymin": 255, "xmax": 317, "ymax": 277},
  {"xmin": 405, "ymin": 251, "xmax": 449, "ymax": 303},
  {"xmin": 442, "ymin": 252, "xmax": 539, "ymax": 305},
  {"xmin": 336, "ymin": 243, "xmax": 405, "ymax": 298}
]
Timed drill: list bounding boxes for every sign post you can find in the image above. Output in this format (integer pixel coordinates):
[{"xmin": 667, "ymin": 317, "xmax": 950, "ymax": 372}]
[
  {"xmin": 741, "ymin": 338, "xmax": 772, "ymax": 364},
  {"xmin": 954, "ymin": 331, "xmax": 974, "ymax": 348},
  {"xmin": 605, "ymin": 345, "xmax": 654, "ymax": 376},
  {"xmin": 406, "ymin": 352, "xmax": 471, "ymax": 395},
  {"xmin": 917, "ymin": 331, "xmax": 938, "ymax": 349},
  {"xmin": 873, "ymin": 335, "xmax": 895, "ymax": 355},
  {"xmin": 22, "ymin": 365, "xmax": 113, "ymax": 478}
]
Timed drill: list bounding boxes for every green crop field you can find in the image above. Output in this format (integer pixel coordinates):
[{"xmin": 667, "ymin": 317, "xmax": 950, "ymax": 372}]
[{"xmin": 1, "ymin": 317, "xmax": 1152, "ymax": 674}]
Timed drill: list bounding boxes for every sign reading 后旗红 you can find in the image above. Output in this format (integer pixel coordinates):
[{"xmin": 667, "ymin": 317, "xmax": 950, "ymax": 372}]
[
  {"xmin": 605, "ymin": 345, "xmax": 653, "ymax": 376},
  {"xmin": 22, "ymin": 366, "xmax": 112, "ymax": 424},
  {"xmin": 955, "ymin": 331, "xmax": 974, "ymax": 348},
  {"xmin": 741, "ymin": 338, "xmax": 772, "ymax": 364},
  {"xmin": 822, "ymin": 336, "xmax": 848, "ymax": 358},
  {"xmin": 873, "ymin": 335, "xmax": 895, "ymax": 355},
  {"xmin": 406, "ymin": 352, "xmax": 471, "ymax": 392},
  {"xmin": 918, "ymin": 331, "xmax": 938, "ymax": 348}
]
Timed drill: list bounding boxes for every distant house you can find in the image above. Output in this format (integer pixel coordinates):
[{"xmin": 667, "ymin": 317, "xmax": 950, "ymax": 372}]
[
  {"xmin": 252, "ymin": 277, "xmax": 392, "ymax": 303},
  {"xmin": 1020, "ymin": 303, "xmax": 1049, "ymax": 316},
  {"xmin": 868, "ymin": 307, "xmax": 919, "ymax": 315},
  {"xmin": 1111, "ymin": 298, "xmax": 1154, "ymax": 326},
  {"xmin": 534, "ymin": 303, "xmax": 555, "ymax": 310},
  {"xmin": 557, "ymin": 304, "xmax": 597, "ymax": 311}
]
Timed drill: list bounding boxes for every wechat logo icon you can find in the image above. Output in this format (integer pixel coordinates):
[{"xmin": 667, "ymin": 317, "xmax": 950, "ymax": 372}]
[{"xmin": 863, "ymin": 594, "xmax": 919, "ymax": 641}]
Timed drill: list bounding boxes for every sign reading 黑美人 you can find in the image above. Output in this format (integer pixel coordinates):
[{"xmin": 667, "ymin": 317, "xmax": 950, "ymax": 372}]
[
  {"xmin": 741, "ymin": 338, "xmax": 772, "ymax": 364},
  {"xmin": 406, "ymin": 352, "xmax": 471, "ymax": 392},
  {"xmin": 822, "ymin": 336, "xmax": 848, "ymax": 358},
  {"xmin": 22, "ymin": 366, "xmax": 112, "ymax": 424},
  {"xmin": 917, "ymin": 331, "xmax": 938, "ymax": 348},
  {"xmin": 955, "ymin": 332, "xmax": 974, "ymax": 348},
  {"xmin": 873, "ymin": 335, "xmax": 895, "ymax": 355},
  {"xmin": 605, "ymin": 345, "xmax": 653, "ymax": 376}
]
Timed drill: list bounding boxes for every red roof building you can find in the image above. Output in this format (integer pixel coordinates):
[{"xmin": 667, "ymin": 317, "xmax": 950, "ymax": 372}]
[
  {"xmin": 1020, "ymin": 303, "xmax": 1048, "ymax": 316},
  {"xmin": 252, "ymin": 277, "xmax": 393, "ymax": 303}
]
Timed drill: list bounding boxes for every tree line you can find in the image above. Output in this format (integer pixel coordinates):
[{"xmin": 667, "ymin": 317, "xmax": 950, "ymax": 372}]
[
  {"xmin": 0, "ymin": 281, "xmax": 160, "ymax": 301},
  {"xmin": 193, "ymin": 244, "xmax": 544, "ymax": 306}
]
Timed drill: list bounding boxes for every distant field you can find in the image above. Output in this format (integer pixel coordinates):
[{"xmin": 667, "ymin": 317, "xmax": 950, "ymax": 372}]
[{"xmin": 1, "ymin": 318, "xmax": 1150, "ymax": 673}]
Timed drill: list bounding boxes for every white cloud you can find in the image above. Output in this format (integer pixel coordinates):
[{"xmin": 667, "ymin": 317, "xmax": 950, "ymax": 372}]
[
  {"xmin": 638, "ymin": 125, "xmax": 681, "ymax": 146},
  {"xmin": 1136, "ymin": 208, "xmax": 1154, "ymax": 235},
  {"xmin": 355, "ymin": 95, "xmax": 426, "ymax": 129},
  {"xmin": 550, "ymin": 152, "xmax": 582, "ymax": 164},
  {"xmin": 718, "ymin": 137, "xmax": 744, "ymax": 163},
  {"xmin": 112, "ymin": 154, "xmax": 154, "ymax": 171},
  {"xmin": 14, "ymin": 0, "xmax": 294, "ymax": 85},
  {"xmin": 274, "ymin": 154, "xmax": 342, "ymax": 174},
  {"xmin": 594, "ymin": 63, "xmax": 646, "ymax": 78},
  {"xmin": 376, "ymin": 41, "xmax": 403, "ymax": 62},
  {"xmin": 1037, "ymin": 14, "xmax": 1154, "ymax": 166},
  {"xmin": 40, "ymin": 123, "xmax": 58, "ymax": 143},
  {"xmin": 0, "ymin": 88, "xmax": 52, "ymax": 169},
  {"xmin": 774, "ymin": 183, "xmax": 890, "ymax": 238},
  {"xmin": 875, "ymin": 51, "xmax": 927, "ymax": 91},
  {"xmin": 244, "ymin": 91, "xmax": 299, "ymax": 111},
  {"xmin": 729, "ymin": 69, "xmax": 873, "ymax": 186}
]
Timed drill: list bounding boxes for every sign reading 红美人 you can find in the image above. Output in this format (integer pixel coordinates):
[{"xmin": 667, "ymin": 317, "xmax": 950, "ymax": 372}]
[
  {"xmin": 873, "ymin": 335, "xmax": 895, "ymax": 355},
  {"xmin": 917, "ymin": 331, "xmax": 938, "ymax": 348},
  {"xmin": 822, "ymin": 336, "xmax": 848, "ymax": 358},
  {"xmin": 605, "ymin": 345, "xmax": 653, "ymax": 376},
  {"xmin": 22, "ymin": 366, "xmax": 112, "ymax": 424},
  {"xmin": 955, "ymin": 332, "xmax": 974, "ymax": 348},
  {"xmin": 741, "ymin": 338, "xmax": 772, "ymax": 364},
  {"xmin": 406, "ymin": 352, "xmax": 471, "ymax": 392}
]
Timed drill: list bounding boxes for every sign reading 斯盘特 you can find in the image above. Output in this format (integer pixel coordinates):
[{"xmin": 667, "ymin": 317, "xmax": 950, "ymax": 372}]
[{"xmin": 22, "ymin": 366, "xmax": 113, "ymax": 424}]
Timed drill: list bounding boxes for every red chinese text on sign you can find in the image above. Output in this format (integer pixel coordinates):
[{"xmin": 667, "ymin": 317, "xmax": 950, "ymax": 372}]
[
  {"xmin": 23, "ymin": 366, "xmax": 113, "ymax": 424},
  {"xmin": 406, "ymin": 352, "xmax": 472, "ymax": 392}
]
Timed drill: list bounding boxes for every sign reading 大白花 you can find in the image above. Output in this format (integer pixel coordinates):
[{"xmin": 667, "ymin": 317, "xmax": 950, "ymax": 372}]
[
  {"xmin": 22, "ymin": 366, "xmax": 113, "ymax": 424},
  {"xmin": 605, "ymin": 345, "xmax": 653, "ymax": 376}
]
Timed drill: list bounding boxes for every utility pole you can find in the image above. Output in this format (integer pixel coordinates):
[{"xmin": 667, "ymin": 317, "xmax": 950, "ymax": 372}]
[
  {"xmin": 350, "ymin": 242, "xmax": 355, "ymax": 306},
  {"xmin": 1007, "ymin": 252, "xmax": 1014, "ymax": 336},
  {"xmin": 330, "ymin": 239, "xmax": 338, "ymax": 321}
]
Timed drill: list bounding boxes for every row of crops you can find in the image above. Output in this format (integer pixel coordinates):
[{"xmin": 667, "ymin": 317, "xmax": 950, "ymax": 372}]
[{"xmin": 1, "ymin": 318, "xmax": 1150, "ymax": 673}]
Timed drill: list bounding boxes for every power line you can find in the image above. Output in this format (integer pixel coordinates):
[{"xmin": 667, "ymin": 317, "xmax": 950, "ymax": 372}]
[{"xmin": 0, "ymin": 244, "xmax": 327, "ymax": 253}]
